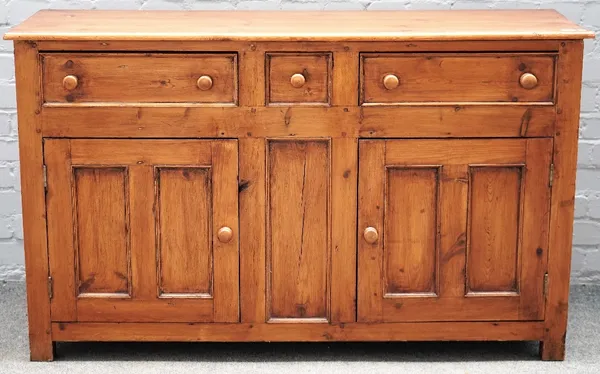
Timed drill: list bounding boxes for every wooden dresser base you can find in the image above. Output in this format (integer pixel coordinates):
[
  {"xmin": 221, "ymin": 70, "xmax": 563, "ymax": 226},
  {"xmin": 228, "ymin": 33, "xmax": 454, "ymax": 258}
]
[{"xmin": 5, "ymin": 10, "xmax": 593, "ymax": 362}]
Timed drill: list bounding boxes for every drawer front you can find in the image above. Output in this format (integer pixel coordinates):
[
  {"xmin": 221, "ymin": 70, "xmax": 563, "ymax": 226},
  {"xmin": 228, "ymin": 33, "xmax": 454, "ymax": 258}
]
[
  {"xmin": 266, "ymin": 53, "xmax": 332, "ymax": 105},
  {"xmin": 42, "ymin": 53, "xmax": 238, "ymax": 104},
  {"xmin": 360, "ymin": 53, "xmax": 555, "ymax": 104}
]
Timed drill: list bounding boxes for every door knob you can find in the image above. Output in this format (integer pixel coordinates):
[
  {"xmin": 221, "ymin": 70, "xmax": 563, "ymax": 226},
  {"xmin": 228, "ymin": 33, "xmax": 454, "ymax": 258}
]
[
  {"xmin": 290, "ymin": 73, "xmax": 306, "ymax": 88},
  {"xmin": 217, "ymin": 226, "xmax": 233, "ymax": 243},
  {"xmin": 363, "ymin": 227, "xmax": 379, "ymax": 244},
  {"xmin": 383, "ymin": 74, "xmax": 399, "ymax": 90},
  {"xmin": 197, "ymin": 75, "xmax": 213, "ymax": 90},
  {"xmin": 62, "ymin": 75, "xmax": 79, "ymax": 90}
]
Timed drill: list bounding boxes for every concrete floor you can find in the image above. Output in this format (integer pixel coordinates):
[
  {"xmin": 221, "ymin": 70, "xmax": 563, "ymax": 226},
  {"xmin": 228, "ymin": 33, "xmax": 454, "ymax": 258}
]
[{"xmin": 1, "ymin": 282, "xmax": 599, "ymax": 373}]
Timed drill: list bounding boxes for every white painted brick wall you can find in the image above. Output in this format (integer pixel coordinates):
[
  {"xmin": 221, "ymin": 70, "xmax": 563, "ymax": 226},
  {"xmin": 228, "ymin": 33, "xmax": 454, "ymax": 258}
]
[{"xmin": 0, "ymin": 0, "xmax": 599, "ymax": 284}]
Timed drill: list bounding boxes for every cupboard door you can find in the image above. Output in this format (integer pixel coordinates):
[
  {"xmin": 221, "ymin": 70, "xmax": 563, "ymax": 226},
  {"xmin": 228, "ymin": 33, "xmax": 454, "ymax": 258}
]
[
  {"xmin": 358, "ymin": 139, "xmax": 552, "ymax": 322},
  {"xmin": 45, "ymin": 139, "xmax": 239, "ymax": 323}
]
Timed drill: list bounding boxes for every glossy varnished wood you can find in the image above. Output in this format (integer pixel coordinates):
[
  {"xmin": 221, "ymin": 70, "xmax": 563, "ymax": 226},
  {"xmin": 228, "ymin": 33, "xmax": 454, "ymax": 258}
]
[
  {"xmin": 42, "ymin": 53, "xmax": 238, "ymax": 104},
  {"xmin": 358, "ymin": 139, "xmax": 551, "ymax": 322},
  {"xmin": 7, "ymin": 9, "xmax": 592, "ymax": 362},
  {"xmin": 45, "ymin": 139, "xmax": 240, "ymax": 324},
  {"xmin": 360, "ymin": 53, "xmax": 556, "ymax": 104}
]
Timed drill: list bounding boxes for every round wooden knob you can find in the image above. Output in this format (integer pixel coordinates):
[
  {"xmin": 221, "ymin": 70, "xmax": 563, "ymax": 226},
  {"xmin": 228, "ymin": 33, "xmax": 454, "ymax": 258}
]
[
  {"xmin": 197, "ymin": 75, "xmax": 213, "ymax": 91},
  {"xmin": 62, "ymin": 75, "xmax": 78, "ymax": 91},
  {"xmin": 363, "ymin": 227, "xmax": 379, "ymax": 244},
  {"xmin": 383, "ymin": 74, "xmax": 399, "ymax": 90},
  {"xmin": 217, "ymin": 227, "xmax": 233, "ymax": 243},
  {"xmin": 290, "ymin": 73, "xmax": 306, "ymax": 88},
  {"xmin": 519, "ymin": 73, "xmax": 538, "ymax": 90}
]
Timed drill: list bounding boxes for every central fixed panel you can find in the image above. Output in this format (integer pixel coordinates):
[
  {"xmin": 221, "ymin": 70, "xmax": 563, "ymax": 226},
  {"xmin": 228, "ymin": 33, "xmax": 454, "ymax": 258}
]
[{"xmin": 266, "ymin": 139, "xmax": 331, "ymax": 323}]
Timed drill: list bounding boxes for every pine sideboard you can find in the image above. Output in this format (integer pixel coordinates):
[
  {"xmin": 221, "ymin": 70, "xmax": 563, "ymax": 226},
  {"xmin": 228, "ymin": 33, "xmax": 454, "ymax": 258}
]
[{"xmin": 4, "ymin": 9, "xmax": 594, "ymax": 361}]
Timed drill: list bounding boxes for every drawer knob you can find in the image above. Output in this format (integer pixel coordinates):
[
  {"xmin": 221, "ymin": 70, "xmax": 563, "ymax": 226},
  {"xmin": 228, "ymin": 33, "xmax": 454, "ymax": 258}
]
[
  {"xmin": 363, "ymin": 227, "xmax": 379, "ymax": 244},
  {"xmin": 62, "ymin": 75, "xmax": 79, "ymax": 91},
  {"xmin": 519, "ymin": 73, "xmax": 538, "ymax": 90},
  {"xmin": 290, "ymin": 73, "xmax": 306, "ymax": 88},
  {"xmin": 197, "ymin": 75, "xmax": 213, "ymax": 91},
  {"xmin": 217, "ymin": 226, "xmax": 233, "ymax": 243},
  {"xmin": 383, "ymin": 74, "xmax": 400, "ymax": 90}
]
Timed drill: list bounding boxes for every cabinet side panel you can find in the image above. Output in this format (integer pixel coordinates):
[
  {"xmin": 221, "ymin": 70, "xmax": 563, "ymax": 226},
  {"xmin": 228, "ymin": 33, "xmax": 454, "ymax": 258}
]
[
  {"xmin": 74, "ymin": 167, "xmax": 130, "ymax": 296},
  {"xmin": 14, "ymin": 41, "xmax": 54, "ymax": 361},
  {"xmin": 385, "ymin": 167, "xmax": 438, "ymax": 295},
  {"xmin": 467, "ymin": 167, "xmax": 521, "ymax": 293},
  {"xmin": 542, "ymin": 40, "xmax": 584, "ymax": 361},
  {"xmin": 267, "ymin": 140, "xmax": 330, "ymax": 320},
  {"xmin": 157, "ymin": 167, "xmax": 212, "ymax": 296}
]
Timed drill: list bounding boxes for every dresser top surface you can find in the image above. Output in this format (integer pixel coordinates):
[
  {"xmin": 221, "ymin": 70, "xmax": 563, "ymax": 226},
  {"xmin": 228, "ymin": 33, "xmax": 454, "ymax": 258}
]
[{"xmin": 4, "ymin": 9, "xmax": 594, "ymax": 42}]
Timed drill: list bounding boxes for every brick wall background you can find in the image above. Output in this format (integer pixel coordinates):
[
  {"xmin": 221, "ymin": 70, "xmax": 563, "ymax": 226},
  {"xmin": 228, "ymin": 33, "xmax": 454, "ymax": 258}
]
[{"xmin": 0, "ymin": 0, "xmax": 599, "ymax": 283}]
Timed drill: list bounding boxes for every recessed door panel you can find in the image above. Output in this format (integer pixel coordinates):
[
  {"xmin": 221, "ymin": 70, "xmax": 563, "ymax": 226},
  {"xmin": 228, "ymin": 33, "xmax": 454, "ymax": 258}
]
[
  {"xmin": 73, "ymin": 167, "xmax": 130, "ymax": 297},
  {"xmin": 385, "ymin": 167, "xmax": 438, "ymax": 296},
  {"xmin": 157, "ymin": 167, "xmax": 213, "ymax": 297},
  {"xmin": 468, "ymin": 166, "xmax": 522, "ymax": 294}
]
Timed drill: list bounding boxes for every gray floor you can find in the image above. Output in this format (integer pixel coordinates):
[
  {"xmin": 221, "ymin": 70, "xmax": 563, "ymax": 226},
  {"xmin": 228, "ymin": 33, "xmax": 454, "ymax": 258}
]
[{"xmin": 0, "ymin": 282, "xmax": 598, "ymax": 374}]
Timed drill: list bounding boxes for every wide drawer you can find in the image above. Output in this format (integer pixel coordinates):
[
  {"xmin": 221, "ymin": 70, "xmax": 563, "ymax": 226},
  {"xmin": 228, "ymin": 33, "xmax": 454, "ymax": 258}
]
[
  {"xmin": 42, "ymin": 53, "xmax": 238, "ymax": 105},
  {"xmin": 360, "ymin": 53, "xmax": 555, "ymax": 105}
]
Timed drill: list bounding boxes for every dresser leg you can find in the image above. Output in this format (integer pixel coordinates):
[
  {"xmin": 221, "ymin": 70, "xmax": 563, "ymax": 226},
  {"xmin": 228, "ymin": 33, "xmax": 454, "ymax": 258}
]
[
  {"xmin": 539, "ymin": 337, "xmax": 566, "ymax": 361},
  {"xmin": 29, "ymin": 339, "xmax": 55, "ymax": 361}
]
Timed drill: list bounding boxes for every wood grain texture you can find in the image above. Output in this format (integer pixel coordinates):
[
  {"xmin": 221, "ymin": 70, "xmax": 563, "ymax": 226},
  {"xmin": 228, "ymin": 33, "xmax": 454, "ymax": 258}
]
[
  {"xmin": 357, "ymin": 140, "xmax": 385, "ymax": 322},
  {"xmin": 33, "ymin": 40, "xmax": 563, "ymax": 54},
  {"xmin": 211, "ymin": 140, "xmax": 240, "ymax": 322},
  {"xmin": 74, "ymin": 167, "xmax": 130, "ymax": 296},
  {"xmin": 8, "ymin": 9, "xmax": 591, "ymax": 359},
  {"xmin": 467, "ymin": 167, "xmax": 521, "ymax": 293},
  {"xmin": 361, "ymin": 54, "xmax": 555, "ymax": 104},
  {"xmin": 157, "ymin": 167, "xmax": 212, "ymax": 297},
  {"xmin": 129, "ymin": 165, "xmax": 156, "ymax": 300},
  {"xmin": 438, "ymin": 165, "xmax": 469, "ymax": 298},
  {"xmin": 385, "ymin": 168, "xmax": 438, "ymax": 295},
  {"xmin": 45, "ymin": 140, "xmax": 76, "ymax": 322},
  {"xmin": 267, "ymin": 140, "xmax": 330, "ymax": 321},
  {"xmin": 542, "ymin": 41, "xmax": 584, "ymax": 361},
  {"xmin": 51, "ymin": 321, "xmax": 545, "ymax": 342},
  {"xmin": 13, "ymin": 41, "xmax": 54, "ymax": 361},
  {"xmin": 42, "ymin": 53, "xmax": 237, "ymax": 104},
  {"xmin": 44, "ymin": 139, "xmax": 239, "ymax": 324},
  {"xmin": 266, "ymin": 53, "xmax": 331, "ymax": 105},
  {"xmin": 358, "ymin": 139, "xmax": 551, "ymax": 322},
  {"xmin": 520, "ymin": 138, "xmax": 552, "ymax": 320},
  {"xmin": 239, "ymin": 138, "xmax": 266, "ymax": 323},
  {"xmin": 40, "ymin": 105, "xmax": 556, "ymax": 138},
  {"xmin": 4, "ymin": 10, "xmax": 593, "ymax": 41},
  {"xmin": 330, "ymin": 138, "xmax": 357, "ymax": 323}
]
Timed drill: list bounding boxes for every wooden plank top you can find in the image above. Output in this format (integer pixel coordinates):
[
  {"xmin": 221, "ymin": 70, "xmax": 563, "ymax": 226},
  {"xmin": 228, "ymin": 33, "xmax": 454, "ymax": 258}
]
[{"xmin": 3, "ymin": 9, "xmax": 594, "ymax": 42}]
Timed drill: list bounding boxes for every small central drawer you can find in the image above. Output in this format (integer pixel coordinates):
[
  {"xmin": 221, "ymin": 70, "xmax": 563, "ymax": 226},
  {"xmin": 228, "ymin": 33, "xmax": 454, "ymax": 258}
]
[
  {"xmin": 360, "ymin": 53, "xmax": 555, "ymax": 105},
  {"xmin": 266, "ymin": 52, "xmax": 332, "ymax": 105},
  {"xmin": 42, "ymin": 53, "xmax": 238, "ymax": 105}
]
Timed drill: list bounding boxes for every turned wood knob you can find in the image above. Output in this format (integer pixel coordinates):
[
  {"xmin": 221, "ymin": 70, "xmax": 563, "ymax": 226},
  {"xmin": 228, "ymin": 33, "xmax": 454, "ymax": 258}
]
[
  {"xmin": 519, "ymin": 73, "xmax": 538, "ymax": 90},
  {"xmin": 363, "ymin": 227, "xmax": 379, "ymax": 244},
  {"xmin": 290, "ymin": 73, "xmax": 306, "ymax": 88},
  {"xmin": 383, "ymin": 74, "xmax": 400, "ymax": 90},
  {"xmin": 217, "ymin": 227, "xmax": 233, "ymax": 243},
  {"xmin": 62, "ymin": 75, "xmax": 79, "ymax": 91},
  {"xmin": 197, "ymin": 75, "xmax": 213, "ymax": 91}
]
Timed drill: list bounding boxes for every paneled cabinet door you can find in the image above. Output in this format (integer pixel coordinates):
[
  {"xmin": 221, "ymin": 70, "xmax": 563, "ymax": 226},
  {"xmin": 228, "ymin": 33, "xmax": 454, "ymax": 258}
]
[
  {"xmin": 45, "ymin": 139, "xmax": 239, "ymax": 323},
  {"xmin": 358, "ymin": 139, "xmax": 552, "ymax": 322}
]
